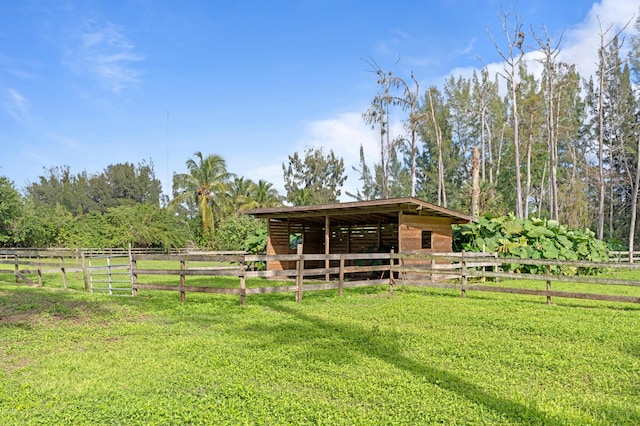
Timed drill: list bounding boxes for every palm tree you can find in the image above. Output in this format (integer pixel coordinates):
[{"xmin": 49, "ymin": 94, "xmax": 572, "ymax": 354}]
[
  {"xmin": 170, "ymin": 152, "xmax": 230, "ymax": 241},
  {"xmin": 226, "ymin": 176, "xmax": 254, "ymax": 216},
  {"xmin": 228, "ymin": 178, "xmax": 283, "ymax": 214},
  {"xmin": 250, "ymin": 179, "xmax": 282, "ymax": 209}
]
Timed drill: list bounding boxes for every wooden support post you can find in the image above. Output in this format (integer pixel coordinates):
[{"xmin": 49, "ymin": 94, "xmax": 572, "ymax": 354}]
[
  {"xmin": 239, "ymin": 260, "xmax": 247, "ymax": 306},
  {"xmin": 131, "ymin": 257, "xmax": 138, "ymax": 296},
  {"xmin": 546, "ymin": 264, "xmax": 552, "ymax": 305},
  {"xmin": 37, "ymin": 255, "xmax": 43, "ymax": 286},
  {"xmin": 338, "ymin": 255, "xmax": 345, "ymax": 297},
  {"xmin": 14, "ymin": 254, "xmax": 18, "ymax": 283},
  {"xmin": 296, "ymin": 244, "xmax": 304, "ymax": 302},
  {"xmin": 81, "ymin": 253, "xmax": 89, "ymax": 292},
  {"xmin": 325, "ymin": 215, "xmax": 330, "ymax": 282},
  {"xmin": 389, "ymin": 249, "xmax": 394, "ymax": 293},
  {"xmin": 60, "ymin": 256, "xmax": 67, "ymax": 290},
  {"xmin": 461, "ymin": 251, "xmax": 467, "ymax": 298},
  {"xmin": 180, "ymin": 259, "xmax": 186, "ymax": 302}
]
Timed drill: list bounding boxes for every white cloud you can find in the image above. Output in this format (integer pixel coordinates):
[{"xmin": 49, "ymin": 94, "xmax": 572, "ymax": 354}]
[
  {"xmin": 561, "ymin": 0, "xmax": 637, "ymax": 78},
  {"xmin": 444, "ymin": 0, "xmax": 637, "ymax": 94},
  {"xmin": 292, "ymin": 112, "xmax": 399, "ymax": 200},
  {"xmin": 66, "ymin": 21, "xmax": 144, "ymax": 93},
  {"xmin": 4, "ymin": 88, "xmax": 30, "ymax": 122}
]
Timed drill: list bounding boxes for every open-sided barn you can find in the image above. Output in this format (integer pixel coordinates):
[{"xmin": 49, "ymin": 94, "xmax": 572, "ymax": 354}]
[{"xmin": 244, "ymin": 197, "xmax": 476, "ymax": 271}]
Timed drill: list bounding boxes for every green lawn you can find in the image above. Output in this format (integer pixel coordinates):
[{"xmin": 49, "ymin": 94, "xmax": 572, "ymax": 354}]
[{"xmin": 1, "ymin": 270, "xmax": 639, "ymax": 425}]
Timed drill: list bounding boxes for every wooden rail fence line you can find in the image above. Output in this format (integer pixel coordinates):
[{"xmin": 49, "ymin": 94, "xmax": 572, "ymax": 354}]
[{"xmin": 2, "ymin": 249, "xmax": 640, "ymax": 306}]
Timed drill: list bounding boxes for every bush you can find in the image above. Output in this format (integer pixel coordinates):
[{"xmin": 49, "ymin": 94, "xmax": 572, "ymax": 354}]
[{"xmin": 453, "ymin": 214, "xmax": 609, "ymax": 274}]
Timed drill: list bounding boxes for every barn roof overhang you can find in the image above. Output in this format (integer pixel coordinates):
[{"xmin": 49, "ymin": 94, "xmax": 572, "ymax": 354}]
[{"xmin": 244, "ymin": 197, "xmax": 477, "ymax": 227}]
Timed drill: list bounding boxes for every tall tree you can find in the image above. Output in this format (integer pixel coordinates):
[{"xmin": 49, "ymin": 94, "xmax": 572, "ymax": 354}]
[
  {"xmin": 348, "ymin": 144, "xmax": 378, "ymax": 201},
  {"xmin": 488, "ymin": 9, "xmax": 527, "ymax": 218},
  {"xmin": 628, "ymin": 9, "xmax": 640, "ymax": 259},
  {"xmin": 171, "ymin": 152, "xmax": 230, "ymax": 242},
  {"xmin": 363, "ymin": 61, "xmax": 394, "ymax": 198},
  {"xmin": 282, "ymin": 146, "xmax": 346, "ymax": 205}
]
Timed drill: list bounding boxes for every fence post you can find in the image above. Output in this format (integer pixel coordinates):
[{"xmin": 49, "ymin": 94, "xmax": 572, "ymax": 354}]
[
  {"xmin": 545, "ymin": 264, "xmax": 552, "ymax": 305},
  {"xmin": 239, "ymin": 258, "xmax": 247, "ymax": 306},
  {"xmin": 14, "ymin": 254, "xmax": 18, "ymax": 283},
  {"xmin": 338, "ymin": 254, "xmax": 345, "ymax": 297},
  {"xmin": 180, "ymin": 259, "xmax": 186, "ymax": 302},
  {"xmin": 430, "ymin": 258, "xmax": 435, "ymax": 283},
  {"xmin": 60, "ymin": 256, "xmax": 67, "ymax": 290},
  {"xmin": 37, "ymin": 255, "xmax": 43, "ymax": 286},
  {"xmin": 131, "ymin": 256, "xmax": 138, "ymax": 297},
  {"xmin": 389, "ymin": 249, "xmax": 394, "ymax": 293},
  {"xmin": 461, "ymin": 251, "xmax": 467, "ymax": 298},
  {"xmin": 296, "ymin": 244, "xmax": 304, "ymax": 302},
  {"xmin": 81, "ymin": 253, "xmax": 89, "ymax": 292}
]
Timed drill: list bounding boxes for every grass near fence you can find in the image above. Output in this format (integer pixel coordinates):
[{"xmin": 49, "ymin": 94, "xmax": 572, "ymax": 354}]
[{"xmin": 1, "ymin": 269, "xmax": 640, "ymax": 425}]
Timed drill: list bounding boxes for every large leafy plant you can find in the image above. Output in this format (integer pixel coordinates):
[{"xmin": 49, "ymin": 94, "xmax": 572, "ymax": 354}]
[{"xmin": 453, "ymin": 214, "xmax": 609, "ymax": 274}]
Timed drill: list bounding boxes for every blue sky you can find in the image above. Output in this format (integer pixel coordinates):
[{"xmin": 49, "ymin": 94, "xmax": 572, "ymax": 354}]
[{"xmin": 0, "ymin": 0, "xmax": 637, "ymax": 200}]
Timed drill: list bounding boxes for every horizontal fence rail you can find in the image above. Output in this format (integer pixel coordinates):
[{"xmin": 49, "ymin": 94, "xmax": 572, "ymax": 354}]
[{"xmin": 2, "ymin": 248, "xmax": 640, "ymax": 306}]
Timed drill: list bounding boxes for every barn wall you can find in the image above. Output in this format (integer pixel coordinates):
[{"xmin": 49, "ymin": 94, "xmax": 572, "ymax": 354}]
[
  {"xmin": 266, "ymin": 219, "xmax": 300, "ymax": 271},
  {"xmin": 266, "ymin": 213, "xmax": 456, "ymax": 272},
  {"xmin": 399, "ymin": 215, "xmax": 452, "ymax": 252}
]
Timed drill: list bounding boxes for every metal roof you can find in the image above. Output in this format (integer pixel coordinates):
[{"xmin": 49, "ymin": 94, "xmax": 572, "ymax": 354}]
[{"xmin": 244, "ymin": 197, "xmax": 476, "ymax": 226}]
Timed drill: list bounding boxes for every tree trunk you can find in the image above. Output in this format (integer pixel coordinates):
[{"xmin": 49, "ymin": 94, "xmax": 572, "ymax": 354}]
[
  {"xmin": 472, "ymin": 146, "xmax": 480, "ymax": 216},
  {"xmin": 629, "ymin": 132, "xmax": 640, "ymax": 263}
]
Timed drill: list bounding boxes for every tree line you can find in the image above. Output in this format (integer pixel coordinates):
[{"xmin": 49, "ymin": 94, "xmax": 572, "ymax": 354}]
[{"xmin": 352, "ymin": 9, "xmax": 640, "ymax": 250}]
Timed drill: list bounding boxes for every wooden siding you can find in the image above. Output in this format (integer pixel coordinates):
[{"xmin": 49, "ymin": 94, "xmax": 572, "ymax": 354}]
[{"xmin": 399, "ymin": 215, "xmax": 452, "ymax": 253}]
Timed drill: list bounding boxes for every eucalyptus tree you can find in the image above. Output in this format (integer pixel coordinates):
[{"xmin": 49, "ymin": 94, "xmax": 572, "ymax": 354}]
[
  {"xmin": 627, "ymin": 10, "xmax": 640, "ymax": 259},
  {"xmin": 553, "ymin": 63, "xmax": 590, "ymax": 229},
  {"xmin": 487, "ymin": 9, "xmax": 527, "ymax": 218},
  {"xmin": 532, "ymin": 26, "xmax": 564, "ymax": 220},
  {"xmin": 470, "ymin": 68, "xmax": 499, "ymax": 184},
  {"xmin": 170, "ymin": 151, "xmax": 230, "ymax": 241},
  {"xmin": 515, "ymin": 63, "xmax": 544, "ymax": 218},
  {"xmin": 587, "ymin": 19, "xmax": 631, "ymax": 240},
  {"xmin": 416, "ymin": 86, "xmax": 465, "ymax": 209}
]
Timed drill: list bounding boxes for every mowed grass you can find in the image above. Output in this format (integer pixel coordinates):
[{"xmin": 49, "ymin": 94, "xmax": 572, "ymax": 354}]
[{"xmin": 1, "ymin": 267, "xmax": 639, "ymax": 425}]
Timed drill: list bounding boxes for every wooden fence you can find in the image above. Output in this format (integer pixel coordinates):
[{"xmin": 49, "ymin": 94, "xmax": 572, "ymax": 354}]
[
  {"xmin": 0, "ymin": 249, "xmax": 86, "ymax": 289},
  {"xmin": 3, "ymin": 248, "xmax": 640, "ymax": 306}
]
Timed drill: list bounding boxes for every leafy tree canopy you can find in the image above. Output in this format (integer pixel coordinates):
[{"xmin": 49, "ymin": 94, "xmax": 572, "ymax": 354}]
[
  {"xmin": 283, "ymin": 147, "xmax": 347, "ymax": 205},
  {"xmin": 0, "ymin": 176, "xmax": 21, "ymax": 246},
  {"xmin": 26, "ymin": 160, "xmax": 161, "ymax": 215}
]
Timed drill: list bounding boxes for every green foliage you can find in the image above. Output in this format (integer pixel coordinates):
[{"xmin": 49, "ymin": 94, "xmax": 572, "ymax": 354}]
[
  {"xmin": 51, "ymin": 205, "xmax": 187, "ymax": 249},
  {"xmin": 214, "ymin": 215, "xmax": 266, "ymax": 254},
  {"xmin": 26, "ymin": 161, "xmax": 161, "ymax": 216},
  {"xmin": 171, "ymin": 152, "xmax": 230, "ymax": 243},
  {"xmin": 454, "ymin": 214, "xmax": 609, "ymax": 274},
  {"xmin": 0, "ymin": 176, "xmax": 21, "ymax": 245},
  {"xmin": 283, "ymin": 146, "xmax": 347, "ymax": 205}
]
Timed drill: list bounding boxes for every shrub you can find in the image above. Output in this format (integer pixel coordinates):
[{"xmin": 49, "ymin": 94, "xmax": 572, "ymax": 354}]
[{"xmin": 453, "ymin": 214, "xmax": 609, "ymax": 274}]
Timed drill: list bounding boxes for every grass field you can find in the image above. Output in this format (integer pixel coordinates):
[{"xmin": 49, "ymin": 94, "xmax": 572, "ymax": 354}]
[{"xmin": 1, "ymin": 269, "xmax": 639, "ymax": 425}]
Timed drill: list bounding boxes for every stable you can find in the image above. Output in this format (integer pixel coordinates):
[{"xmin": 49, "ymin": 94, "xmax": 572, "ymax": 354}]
[{"xmin": 244, "ymin": 197, "xmax": 476, "ymax": 271}]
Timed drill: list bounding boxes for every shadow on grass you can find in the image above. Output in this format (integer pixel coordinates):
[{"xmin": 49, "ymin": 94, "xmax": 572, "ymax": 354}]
[
  {"xmin": 254, "ymin": 300, "xmax": 572, "ymax": 426},
  {"xmin": 0, "ymin": 286, "xmax": 114, "ymax": 327}
]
